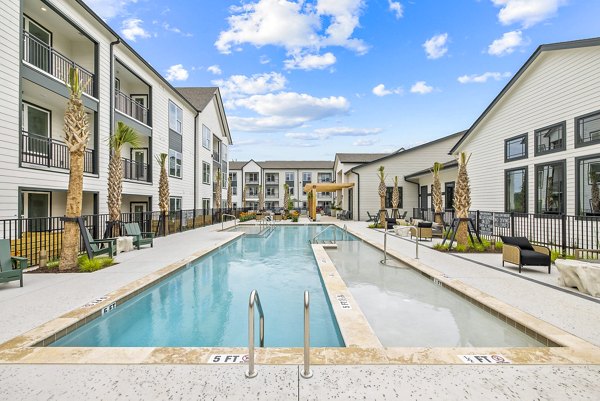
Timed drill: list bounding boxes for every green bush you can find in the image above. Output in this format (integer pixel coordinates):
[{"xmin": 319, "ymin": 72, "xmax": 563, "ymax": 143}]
[
  {"xmin": 494, "ymin": 241, "xmax": 503, "ymax": 251},
  {"xmin": 368, "ymin": 223, "xmax": 384, "ymax": 229},
  {"xmin": 46, "ymin": 260, "xmax": 60, "ymax": 270},
  {"xmin": 550, "ymin": 250, "xmax": 561, "ymax": 263},
  {"xmin": 454, "ymin": 244, "xmax": 467, "ymax": 252},
  {"xmin": 78, "ymin": 255, "xmax": 114, "ymax": 272},
  {"xmin": 433, "ymin": 243, "xmax": 449, "ymax": 251}
]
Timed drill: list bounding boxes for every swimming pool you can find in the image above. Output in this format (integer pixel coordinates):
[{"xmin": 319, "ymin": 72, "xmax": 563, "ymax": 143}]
[{"xmin": 53, "ymin": 226, "xmax": 345, "ymax": 347}]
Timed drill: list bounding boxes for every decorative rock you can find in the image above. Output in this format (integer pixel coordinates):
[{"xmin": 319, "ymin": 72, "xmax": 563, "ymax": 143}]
[{"xmin": 555, "ymin": 259, "xmax": 600, "ymax": 297}]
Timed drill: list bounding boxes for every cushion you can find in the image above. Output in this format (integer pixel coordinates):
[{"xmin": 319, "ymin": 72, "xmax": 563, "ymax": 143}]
[
  {"xmin": 520, "ymin": 249, "xmax": 550, "ymax": 266},
  {"xmin": 417, "ymin": 221, "xmax": 433, "ymax": 228},
  {"xmin": 500, "ymin": 236, "xmax": 534, "ymax": 251}
]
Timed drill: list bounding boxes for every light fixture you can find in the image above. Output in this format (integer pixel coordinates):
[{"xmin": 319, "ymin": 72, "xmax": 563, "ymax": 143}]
[{"xmin": 41, "ymin": 7, "xmax": 47, "ymax": 11}]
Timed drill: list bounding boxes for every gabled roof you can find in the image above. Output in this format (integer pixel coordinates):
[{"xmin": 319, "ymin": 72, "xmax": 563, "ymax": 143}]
[
  {"xmin": 228, "ymin": 160, "xmax": 334, "ymax": 170},
  {"xmin": 335, "ymin": 153, "xmax": 390, "ymax": 163},
  {"xmin": 450, "ymin": 36, "xmax": 600, "ymax": 154},
  {"xmin": 404, "ymin": 160, "xmax": 458, "ymax": 180},
  {"xmin": 229, "ymin": 161, "xmax": 247, "ymax": 170},
  {"xmin": 176, "ymin": 87, "xmax": 218, "ymax": 111}
]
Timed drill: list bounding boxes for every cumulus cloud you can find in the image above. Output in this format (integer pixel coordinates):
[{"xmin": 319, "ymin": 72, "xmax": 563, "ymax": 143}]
[
  {"xmin": 212, "ymin": 72, "xmax": 287, "ymax": 99},
  {"xmin": 423, "ymin": 33, "xmax": 448, "ymax": 59},
  {"xmin": 165, "ymin": 64, "xmax": 189, "ymax": 81},
  {"xmin": 488, "ymin": 30, "xmax": 526, "ymax": 56},
  {"xmin": 162, "ymin": 22, "xmax": 193, "ymax": 37},
  {"xmin": 492, "ymin": 0, "xmax": 565, "ymax": 28},
  {"xmin": 372, "ymin": 84, "xmax": 402, "ymax": 97},
  {"xmin": 86, "ymin": 0, "xmax": 138, "ymax": 20},
  {"xmin": 121, "ymin": 18, "xmax": 150, "ymax": 41},
  {"xmin": 286, "ymin": 127, "xmax": 382, "ymax": 140},
  {"xmin": 259, "ymin": 55, "xmax": 271, "ymax": 64},
  {"xmin": 207, "ymin": 65, "xmax": 222, "ymax": 75},
  {"xmin": 388, "ymin": 1, "xmax": 403, "ymax": 19},
  {"xmin": 410, "ymin": 81, "xmax": 434, "ymax": 94},
  {"xmin": 458, "ymin": 71, "xmax": 512, "ymax": 84},
  {"xmin": 284, "ymin": 52, "xmax": 337, "ymax": 70},
  {"xmin": 353, "ymin": 138, "xmax": 378, "ymax": 146}
]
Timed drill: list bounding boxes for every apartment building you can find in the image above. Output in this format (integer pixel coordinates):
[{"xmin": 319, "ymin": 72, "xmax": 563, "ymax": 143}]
[
  {"xmin": 228, "ymin": 160, "xmax": 335, "ymax": 210},
  {"xmin": 0, "ymin": 0, "xmax": 231, "ymax": 220}
]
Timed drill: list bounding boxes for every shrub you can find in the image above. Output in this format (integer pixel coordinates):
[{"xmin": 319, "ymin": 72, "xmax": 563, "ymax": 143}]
[
  {"xmin": 290, "ymin": 210, "xmax": 299, "ymax": 222},
  {"xmin": 46, "ymin": 260, "xmax": 60, "ymax": 270},
  {"xmin": 494, "ymin": 241, "xmax": 503, "ymax": 251},
  {"xmin": 454, "ymin": 244, "xmax": 467, "ymax": 252},
  {"xmin": 368, "ymin": 223, "xmax": 384, "ymax": 229},
  {"xmin": 78, "ymin": 255, "xmax": 114, "ymax": 272},
  {"xmin": 433, "ymin": 243, "xmax": 449, "ymax": 251},
  {"xmin": 550, "ymin": 250, "xmax": 561, "ymax": 263},
  {"xmin": 239, "ymin": 212, "xmax": 257, "ymax": 222}
]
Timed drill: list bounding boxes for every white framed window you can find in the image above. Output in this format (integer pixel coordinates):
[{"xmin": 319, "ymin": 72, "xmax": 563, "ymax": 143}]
[
  {"xmin": 302, "ymin": 172, "xmax": 312, "ymax": 182},
  {"xmin": 168, "ymin": 101, "xmax": 183, "ymax": 134},
  {"xmin": 285, "ymin": 172, "xmax": 294, "ymax": 182},
  {"xmin": 318, "ymin": 173, "xmax": 332, "ymax": 183},
  {"xmin": 202, "ymin": 198, "xmax": 210, "ymax": 211},
  {"xmin": 169, "ymin": 197, "xmax": 182, "ymax": 212},
  {"xmin": 202, "ymin": 125, "xmax": 211, "ymax": 149},
  {"xmin": 202, "ymin": 162, "xmax": 211, "ymax": 184},
  {"xmin": 169, "ymin": 149, "xmax": 182, "ymax": 178},
  {"xmin": 246, "ymin": 172, "xmax": 258, "ymax": 183},
  {"xmin": 266, "ymin": 173, "xmax": 278, "ymax": 183}
]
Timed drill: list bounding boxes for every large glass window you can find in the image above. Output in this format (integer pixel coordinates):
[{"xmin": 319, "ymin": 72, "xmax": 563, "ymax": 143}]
[
  {"xmin": 577, "ymin": 156, "xmax": 600, "ymax": 216},
  {"xmin": 246, "ymin": 172, "xmax": 258, "ymax": 183},
  {"xmin": 202, "ymin": 162, "xmax": 210, "ymax": 184},
  {"xmin": 318, "ymin": 172, "xmax": 332, "ymax": 183},
  {"xmin": 169, "ymin": 197, "xmax": 182, "ymax": 212},
  {"xmin": 505, "ymin": 168, "xmax": 527, "ymax": 213},
  {"xmin": 505, "ymin": 134, "xmax": 527, "ymax": 161},
  {"xmin": 536, "ymin": 162, "xmax": 565, "ymax": 214},
  {"xmin": 535, "ymin": 122, "xmax": 565, "ymax": 155},
  {"xmin": 385, "ymin": 186, "xmax": 403, "ymax": 209},
  {"xmin": 444, "ymin": 182, "xmax": 455, "ymax": 210},
  {"xmin": 576, "ymin": 111, "xmax": 600, "ymax": 147},
  {"xmin": 285, "ymin": 172, "xmax": 295, "ymax": 182},
  {"xmin": 168, "ymin": 101, "xmax": 183, "ymax": 134},
  {"xmin": 202, "ymin": 125, "xmax": 211, "ymax": 149},
  {"xmin": 265, "ymin": 173, "xmax": 278, "ymax": 183},
  {"xmin": 168, "ymin": 149, "xmax": 182, "ymax": 178}
]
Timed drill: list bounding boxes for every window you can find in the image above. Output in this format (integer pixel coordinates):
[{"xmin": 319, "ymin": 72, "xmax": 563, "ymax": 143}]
[
  {"xmin": 202, "ymin": 125, "xmax": 211, "ymax": 149},
  {"xmin": 266, "ymin": 173, "xmax": 278, "ymax": 183},
  {"xmin": 202, "ymin": 162, "xmax": 210, "ymax": 184},
  {"xmin": 385, "ymin": 186, "xmax": 403, "ymax": 209},
  {"xmin": 535, "ymin": 122, "xmax": 565, "ymax": 155},
  {"xmin": 577, "ymin": 155, "xmax": 600, "ymax": 215},
  {"xmin": 247, "ymin": 186, "xmax": 258, "ymax": 196},
  {"xmin": 285, "ymin": 172, "xmax": 295, "ymax": 182},
  {"xmin": 302, "ymin": 172, "xmax": 312, "ymax": 194},
  {"xmin": 212, "ymin": 137, "xmax": 221, "ymax": 162},
  {"xmin": 202, "ymin": 198, "xmax": 210, "ymax": 211},
  {"xmin": 318, "ymin": 173, "xmax": 332, "ymax": 183},
  {"xmin": 444, "ymin": 182, "xmax": 455, "ymax": 210},
  {"xmin": 169, "ymin": 197, "xmax": 182, "ymax": 212},
  {"xmin": 169, "ymin": 149, "xmax": 182, "ymax": 178},
  {"xmin": 246, "ymin": 172, "xmax": 258, "ymax": 183},
  {"xmin": 576, "ymin": 111, "xmax": 600, "ymax": 147},
  {"xmin": 266, "ymin": 187, "xmax": 277, "ymax": 197},
  {"xmin": 505, "ymin": 134, "xmax": 527, "ymax": 161},
  {"xmin": 288, "ymin": 186, "xmax": 294, "ymax": 196},
  {"xmin": 536, "ymin": 161, "xmax": 565, "ymax": 214},
  {"xmin": 505, "ymin": 168, "xmax": 527, "ymax": 213},
  {"xmin": 229, "ymin": 172, "xmax": 237, "ymax": 195},
  {"xmin": 168, "ymin": 101, "xmax": 182, "ymax": 134}
]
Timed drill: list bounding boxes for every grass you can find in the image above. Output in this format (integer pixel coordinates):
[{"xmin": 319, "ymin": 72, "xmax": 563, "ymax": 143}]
[
  {"xmin": 434, "ymin": 236, "xmax": 502, "ymax": 253},
  {"xmin": 78, "ymin": 255, "xmax": 114, "ymax": 272}
]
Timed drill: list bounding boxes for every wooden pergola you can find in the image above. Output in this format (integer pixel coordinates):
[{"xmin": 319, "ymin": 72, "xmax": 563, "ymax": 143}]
[{"xmin": 302, "ymin": 182, "xmax": 354, "ymax": 220}]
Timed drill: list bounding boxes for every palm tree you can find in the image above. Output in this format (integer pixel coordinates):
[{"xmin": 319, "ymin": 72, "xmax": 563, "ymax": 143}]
[
  {"xmin": 590, "ymin": 170, "xmax": 600, "ymax": 214},
  {"xmin": 59, "ymin": 68, "xmax": 90, "ymax": 271},
  {"xmin": 431, "ymin": 162, "xmax": 444, "ymax": 224},
  {"xmin": 227, "ymin": 175, "xmax": 233, "ymax": 210},
  {"xmin": 392, "ymin": 176, "xmax": 400, "ymax": 217},
  {"xmin": 215, "ymin": 169, "xmax": 222, "ymax": 209},
  {"xmin": 283, "ymin": 183, "xmax": 290, "ymax": 215},
  {"xmin": 155, "ymin": 152, "xmax": 169, "ymax": 234},
  {"xmin": 242, "ymin": 184, "xmax": 248, "ymax": 209},
  {"xmin": 377, "ymin": 166, "xmax": 387, "ymax": 226},
  {"xmin": 107, "ymin": 122, "xmax": 140, "ymax": 235},
  {"xmin": 453, "ymin": 152, "xmax": 471, "ymax": 246},
  {"xmin": 258, "ymin": 185, "xmax": 264, "ymax": 211}
]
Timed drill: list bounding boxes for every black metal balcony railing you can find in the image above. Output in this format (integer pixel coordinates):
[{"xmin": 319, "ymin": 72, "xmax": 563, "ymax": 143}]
[
  {"xmin": 115, "ymin": 90, "xmax": 149, "ymax": 125},
  {"xmin": 21, "ymin": 131, "xmax": 94, "ymax": 173},
  {"xmin": 122, "ymin": 158, "xmax": 150, "ymax": 182},
  {"xmin": 22, "ymin": 31, "xmax": 95, "ymax": 97}
]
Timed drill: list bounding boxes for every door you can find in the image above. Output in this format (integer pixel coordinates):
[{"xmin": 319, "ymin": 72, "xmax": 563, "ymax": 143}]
[
  {"xmin": 420, "ymin": 185, "xmax": 428, "ymax": 216},
  {"xmin": 131, "ymin": 95, "xmax": 147, "ymax": 123},
  {"xmin": 132, "ymin": 149, "xmax": 147, "ymax": 181},
  {"xmin": 22, "ymin": 103, "xmax": 51, "ymax": 160},
  {"xmin": 24, "ymin": 18, "xmax": 51, "ymax": 72},
  {"xmin": 348, "ymin": 188, "xmax": 353, "ymax": 220},
  {"xmin": 28, "ymin": 193, "xmax": 49, "ymax": 232},
  {"xmin": 130, "ymin": 202, "xmax": 148, "ymax": 231}
]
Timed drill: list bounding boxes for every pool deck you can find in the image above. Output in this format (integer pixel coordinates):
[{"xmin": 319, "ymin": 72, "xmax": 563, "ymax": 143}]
[{"xmin": 0, "ymin": 217, "xmax": 599, "ymax": 400}]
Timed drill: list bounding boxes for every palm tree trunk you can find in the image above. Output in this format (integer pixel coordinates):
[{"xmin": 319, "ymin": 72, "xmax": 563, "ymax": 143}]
[
  {"xmin": 107, "ymin": 152, "xmax": 123, "ymax": 236},
  {"xmin": 60, "ymin": 151, "xmax": 84, "ymax": 270}
]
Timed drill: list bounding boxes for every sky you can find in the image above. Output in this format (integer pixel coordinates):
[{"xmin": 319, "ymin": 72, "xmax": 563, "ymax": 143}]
[{"xmin": 86, "ymin": 0, "xmax": 600, "ymax": 161}]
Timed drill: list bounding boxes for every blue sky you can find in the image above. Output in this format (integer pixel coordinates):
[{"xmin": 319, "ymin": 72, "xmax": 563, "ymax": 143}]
[{"xmin": 87, "ymin": 0, "xmax": 600, "ymax": 161}]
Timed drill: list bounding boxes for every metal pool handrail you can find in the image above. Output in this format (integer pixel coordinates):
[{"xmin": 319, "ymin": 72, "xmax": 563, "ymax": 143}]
[
  {"xmin": 245, "ymin": 289, "xmax": 265, "ymax": 379},
  {"xmin": 309, "ymin": 225, "xmax": 336, "ymax": 244},
  {"xmin": 300, "ymin": 290, "xmax": 313, "ymax": 379},
  {"xmin": 221, "ymin": 214, "xmax": 237, "ymax": 230}
]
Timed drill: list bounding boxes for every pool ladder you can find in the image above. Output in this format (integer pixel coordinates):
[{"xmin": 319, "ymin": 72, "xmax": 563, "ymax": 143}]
[
  {"xmin": 245, "ymin": 289, "xmax": 312, "ymax": 379},
  {"xmin": 221, "ymin": 214, "xmax": 237, "ymax": 230},
  {"xmin": 309, "ymin": 225, "xmax": 338, "ymax": 244}
]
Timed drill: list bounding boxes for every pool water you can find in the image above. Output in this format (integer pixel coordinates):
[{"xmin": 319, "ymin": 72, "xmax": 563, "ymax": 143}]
[
  {"xmin": 327, "ymin": 241, "xmax": 544, "ymax": 347},
  {"xmin": 53, "ymin": 226, "xmax": 345, "ymax": 347}
]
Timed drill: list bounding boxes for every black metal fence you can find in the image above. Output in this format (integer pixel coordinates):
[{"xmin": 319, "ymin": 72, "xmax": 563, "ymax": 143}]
[
  {"xmin": 412, "ymin": 208, "xmax": 600, "ymax": 255},
  {"xmin": 0, "ymin": 208, "xmax": 248, "ymax": 267}
]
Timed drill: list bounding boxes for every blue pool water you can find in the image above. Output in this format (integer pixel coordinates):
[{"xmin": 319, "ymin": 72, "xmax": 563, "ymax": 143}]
[{"xmin": 53, "ymin": 226, "xmax": 346, "ymax": 347}]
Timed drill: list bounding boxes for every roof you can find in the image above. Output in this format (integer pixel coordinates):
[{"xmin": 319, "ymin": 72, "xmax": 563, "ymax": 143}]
[
  {"xmin": 450, "ymin": 36, "xmax": 600, "ymax": 154},
  {"xmin": 350, "ymin": 130, "xmax": 466, "ymax": 172},
  {"xmin": 176, "ymin": 87, "xmax": 218, "ymax": 111},
  {"xmin": 228, "ymin": 160, "xmax": 334, "ymax": 170},
  {"xmin": 404, "ymin": 160, "xmax": 458, "ymax": 180},
  {"xmin": 335, "ymin": 153, "xmax": 390, "ymax": 163}
]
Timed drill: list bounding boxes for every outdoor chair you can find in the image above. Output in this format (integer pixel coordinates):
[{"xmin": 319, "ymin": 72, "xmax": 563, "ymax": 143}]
[
  {"xmin": 499, "ymin": 236, "xmax": 551, "ymax": 274},
  {"xmin": 124, "ymin": 222, "xmax": 154, "ymax": 250},
  {"xmin": 366, "ymin": 212, "xmax": 377, "ymax": 222},
  {"xmin": 84, "ymin": 227, "xmax": 116, "ymax": 258},
  {"xmin": 385, "ymin": 218, "xmax": 397, "ymax": 230},
  {"xmin": 0, "ymin": 239, "xmax": 28, "ymax": 287},
  {"xmin": 410, "ymin": 222, "xmax": 433, "ymax": 241}
]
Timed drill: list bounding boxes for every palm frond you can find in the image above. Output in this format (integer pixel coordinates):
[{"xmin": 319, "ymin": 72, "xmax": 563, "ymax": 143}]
[
  {"xmin": 110, "ymin": 122, "xmax": 141, "ymax": 152},
  {"xmin": 155, "ymin": 152, "xmax": 168, "ymax": 167}
]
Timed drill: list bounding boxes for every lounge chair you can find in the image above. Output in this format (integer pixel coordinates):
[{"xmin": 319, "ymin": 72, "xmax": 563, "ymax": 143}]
[
  {"xmin": 84, "ymin": 227, "xmax": 116, "ymax": 257},
  {"xmin": 124, "ymin": 222, "xmax": 154, "ymax": 250},
  {"xmin": 499, "ymin": 236, "xmax": 551, "ymax": 274},
  {"xmin": 410, "ymin": 222, "xmax": 433, "ymax": 241},
  {"xmin": 0, "ymin": 239, "xmax": 28, "ymax": 287},
  {"xmin": 366, "ymin": 212, "xmax": 377, "ymax": 222}
]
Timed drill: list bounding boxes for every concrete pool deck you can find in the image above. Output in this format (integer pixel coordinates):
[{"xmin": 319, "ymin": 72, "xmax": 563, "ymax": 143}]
[{"xmin": 0, "ymin": 217, "xmax": 599, "ymax": 400}]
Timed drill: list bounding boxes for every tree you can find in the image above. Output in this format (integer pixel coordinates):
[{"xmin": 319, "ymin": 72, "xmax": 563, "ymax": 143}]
[
  {"xmin": 107, "ymin": 122, "xmax": 140, "ymax": 235},
  {"xmin": 215, "ymin": 169, "xmax": 222, "ymax": 209},
  {"xmin": 59, "ymin": 68, "xmax": 90, "ymax": 271},
  {"xmin": 590, "ymin": 170, "xmax": 600, "ymax": 214},
  {"xmin": 242, "ymin": 184, "xmax": 248, "ymax": 208},
  {"xmin": 453, "ymin": 152, "xmax": 471, "ymax": 246},
  {"xmin": 227, "ymin": 175, "xmax": 233, "ymax": 209},
  {"xmin": 431, "ymin": 162, "xmax": 444, "ymax": 224},
  {"xmin": 392, "ymin": 176, "xmax": 400, "ymax": 217},
  {"xmin": 377, "ymin": 166, "xmax": 387, "ymax": 226},
  {"xmin": 283, "ymin": 183, "xmax": 290, "ymax": 214},
  {"xmin": 258, "ymin": 185, "xmax": 264, "ymax": 211},
  {"xmin": 155, "ymin": 153, "xmax": 170, "ymax": 234}
]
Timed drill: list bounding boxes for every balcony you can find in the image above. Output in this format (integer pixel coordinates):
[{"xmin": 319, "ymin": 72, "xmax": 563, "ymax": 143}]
[
  {"xmin": 266, "ymin": 193, "xmax": 279, "ymax": 199},
  {"xmin": 22, "ymin": 31, "xmax": 95, "ymax": 97},
  {"xmin": 246, "ymin": 178, "xmax": 259, "ymax": 184},
  {"xmin": 21, "ymin": 131, "xmax": 95, "ymax": 173},
  {"xmin": 123, "ymin": 158, "xmax": 150, "ymax": 182},
  {"xmin": 115, "ymin": 90, "xmax": 149, "ymax": 126},
  {"xmin": 265, "ymin": 179, "xmax": 279, "ymax": 185}
]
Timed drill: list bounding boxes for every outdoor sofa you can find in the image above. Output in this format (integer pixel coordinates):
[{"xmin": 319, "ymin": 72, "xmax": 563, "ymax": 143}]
[{"xmin": 499, "ymin": 236, "xmax": 551, "ymax": 274}]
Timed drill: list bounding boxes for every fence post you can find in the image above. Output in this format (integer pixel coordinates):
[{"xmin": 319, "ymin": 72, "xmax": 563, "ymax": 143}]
[
  {"xmin": 179, "ymin": 209, "xmax": 183, "ymax": 232},
  {"xmin": 561, "ymin": 213, "xmax": 567, "ymax": 256},
  {"xmin": 192, "ymin": 209, "xmax": 196, "ymax": 229},
  {"xmin": 476, "ymin": 210, "xmax": 480, "ymax": 237},
  {"xmin": 161, "ymin": 211, "xmax": 166, "ymax": 237},
  {"xmin": 510, "ymin": 212, "xmax": 515, "ymax": 237}
]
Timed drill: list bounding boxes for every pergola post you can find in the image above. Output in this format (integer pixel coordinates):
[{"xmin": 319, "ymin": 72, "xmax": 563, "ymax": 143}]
[{"xmin": 310, "ymin": 187, "xmax": 317, "ymax": 220}]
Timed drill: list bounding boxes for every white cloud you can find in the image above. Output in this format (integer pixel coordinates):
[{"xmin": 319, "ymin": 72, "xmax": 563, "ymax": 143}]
[
  {"xmin": 207, "ymin": 65, "xmax": 222, "ymax": 75},
  {"xmin": 259, "ymin": 55, "xmax": 271, "ymax": 64},
  {"xmin": 492, "ymin": 0, "xmax": 565, "ymax": 28},
  {"xmin": 284, "ymin": 52, "xmax": 337, "ymax": 70},
  {"xmin": 215, "ymin": 0, "xmax": 367, "ymax": 61},
  {"xmin": 286, "ymin": 127, "xmax": 382, "ymax": 140},
  {"xmin": 86, "ymin": 0, "xmax": 138, "ymax": 20},
  {"xmin": 423, "ymin": 33, "xmax": 448, "ymax": 59},
  {"xmin": 162, "ymin": 23, "xmax": 193, "ymax": 37},
  {"xmin": 410, "ymin": 81, "xmax": 433, "ymax": 94},
  {"xmin": 121, "ymin": 18, "xmax": 150, "ymax": 42},
  {"xmin": 388, "ymin": 1, "xmax": 403, "ymax": 19},
  {"xmin": 353, "ymin": 138, "xmax": 378, "ymax": 146},
  {"xmin": 372, "ymin": 84, "xmax": 402, "ymax": 97},
  {"xmin": 165, "ymin": 64, "xmax": 189, "ymax": 82},
  {"xmin": 488, "ymin": 30, "xmax": 525, "ymax": 56},
  {"xmin": 212, "ymin": 72, "xmax": 287, "ymax": 99},
  {"xmin": 458, "ymin": 71, "xmax": 512, "ymax": 84}
]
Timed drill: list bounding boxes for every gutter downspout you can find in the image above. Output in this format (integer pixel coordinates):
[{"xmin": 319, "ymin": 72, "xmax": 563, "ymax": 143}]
[
  {"xmin": 351, "ymin": 170, "xmax": 360, "ymax": 221},
  {"xmin": 193, "ymin": 110, "xmax": 199, "ymax": 209},
  {"xmin": 109, "ymin": 39, "xmax": 120, "ymax": 139}
]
